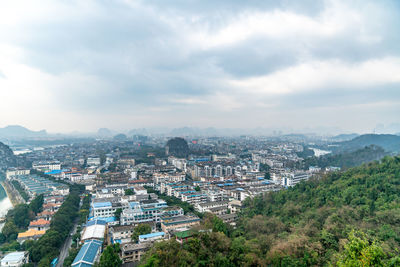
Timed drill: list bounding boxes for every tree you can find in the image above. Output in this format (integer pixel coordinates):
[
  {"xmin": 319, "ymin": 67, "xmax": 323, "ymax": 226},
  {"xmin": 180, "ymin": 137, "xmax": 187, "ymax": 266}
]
[
  {"xmin": 114, "ymin": 208, "xmax": 122, "ymax": 222},
  {"xmin": 29, "ymin": 194, "xmax": 44, "ymax": 214},
  {"xmin": 132, "ymin": 224, "xmax": 151, "ymax": 243},
  {"xmin": 194, "ymin": 186, "xmax": 201, "ymax": 192},
  {"xmin": 336, "ymin": 231, "xmax": 386, "ymax": 267},
  {"xmin": 124, "ymin": 189, "xmax": 134, "ymax": 196},
  {"xmin": 98, "ymin": 244, "xmax": 122, "ymax": 267}
]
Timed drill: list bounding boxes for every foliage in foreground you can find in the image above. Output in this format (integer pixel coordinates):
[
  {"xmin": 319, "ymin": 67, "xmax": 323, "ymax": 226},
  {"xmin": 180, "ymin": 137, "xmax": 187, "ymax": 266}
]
[{"xmin": 96, "ymin": 243, "xmax": 122, "ymax": 267}]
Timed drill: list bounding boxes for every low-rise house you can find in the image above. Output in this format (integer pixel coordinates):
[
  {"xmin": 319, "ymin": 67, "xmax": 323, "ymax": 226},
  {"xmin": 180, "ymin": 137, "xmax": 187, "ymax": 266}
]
[
  {"xmin": 1, "ymin": 251, "xmax": 29, "ymax": 267},
  {"xmin": 138, "ymin": 232, "xmax": 165, "ymax": 243},
  {"xmin": 36, "ymin": 210, "xmax": 55, "ymax": 221},
  {"xmin": 28, "ymin": 219, "xmax": 51, "ymax": 231},
  {"xmin": 161, "ymin": 215, "xmax": 200, "ymax": 232},
  {"xmin": 42, "ymin": 203, "xmax": 62, "ymax": 212},
  {"xmin": 17, "ymin": 229, "xmax": 46, "ymax": 243}
]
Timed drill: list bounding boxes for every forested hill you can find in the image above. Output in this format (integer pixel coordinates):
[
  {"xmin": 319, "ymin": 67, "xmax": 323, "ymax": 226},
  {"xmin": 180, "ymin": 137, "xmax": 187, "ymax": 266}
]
[
  {"xmin": 141, "ymin": 157, "xmax": 400, "ymax": 266},
  {"xmin": 0, "ymin": 142, "xmax": 16, "ymax": 170},
  {"xmin": 333, "ymin": 134, "xmax": 400, "ymax": 153},
  {"xmin": 299, "ymin": 145, "xmax": 388, "ymax": 170}
]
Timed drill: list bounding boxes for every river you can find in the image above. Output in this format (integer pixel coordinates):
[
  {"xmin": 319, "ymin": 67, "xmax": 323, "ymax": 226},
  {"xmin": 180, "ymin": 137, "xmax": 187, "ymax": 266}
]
[
  {"xmin": 0, "ymin": 183, "xmax": 13, "ymax": 230},
  {"xmin": 310, "ymin": 148, "xmax": 331, "ymax": 157}
]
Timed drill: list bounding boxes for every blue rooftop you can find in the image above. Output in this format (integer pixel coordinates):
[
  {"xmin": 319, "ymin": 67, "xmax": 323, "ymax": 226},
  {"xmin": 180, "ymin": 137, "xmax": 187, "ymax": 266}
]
[
  {"xmin": 45, "ymin": 170, "xmax": 63, "ymax": 175},
  {"xmin": 86, "ymin": 219, "xmax": 107, "ymax": 227},
  {"xmin": 92, "ymin": 202, "xmax": 112, "ymax": 208},
  {"xmin": 90, "ymin": 216, "xmax": 116, "ymax": 223},
  {"xmin": 72, "ymin": 240, "xmax": 102, "ymax": 267},
  {"xmin": 139, "ymin": 232, "xmax": 165, "ymax": 239}
]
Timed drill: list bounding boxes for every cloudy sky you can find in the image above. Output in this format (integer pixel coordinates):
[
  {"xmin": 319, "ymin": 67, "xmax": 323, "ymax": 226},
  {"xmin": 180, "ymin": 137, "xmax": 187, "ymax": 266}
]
[{"xmin": 0, "ymin": 0, "xmax": 399, "ymax": 134}]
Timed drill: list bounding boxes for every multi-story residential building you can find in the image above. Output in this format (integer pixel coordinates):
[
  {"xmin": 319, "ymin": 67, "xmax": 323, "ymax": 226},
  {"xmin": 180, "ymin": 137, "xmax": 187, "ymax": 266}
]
[
  {"xmin": 109, "ymin": 225, "xmax": 135, "ymax": 244},
  {"xmin": 87, "ymin": 157, "xmax": 101, "ymax": 166},
  {"xmin": 195, "ymin": 201, "xmax": 228, "ymax": 213},
  {"xmin": 179, "ymin": 192, "xmax": 208, "ymax": 205},
  {"xmin": 120, "ymin": 242, "xmax": 152, "ymax": 264},
  {"xmin": 168, "ymin": 157, "xmax": 187, "ymax": 171},
  {"xmin": 5, "ymin": 168, "xmax": 30, "ymax": 180},
  {"xmin": 92, "ymin": 201, "xmax": 122, "ymax": 218},
  {"xmin": 32, "ymin": 161, "xmax": 61, "ymax": 172},
  {"xmin": 282, "ymin": 171, "xmax": 311, "ymax": 187},
  {"xmin": 161, "ymin": 215, "xmax": 201, "ymax": 232},
  {"xmin": 120, "ymin": 199, "xmax": 167, "ymax": 225},
  {"xmin": 153, "ymin": 172, "xmax": 186, "ymax": 185}
]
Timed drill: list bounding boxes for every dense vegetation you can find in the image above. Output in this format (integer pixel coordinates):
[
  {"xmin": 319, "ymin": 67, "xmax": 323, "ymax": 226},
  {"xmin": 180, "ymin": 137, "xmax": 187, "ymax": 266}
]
[
  {"xmin": 132, "ymin": 224, "xmax": 152, "ymax": 243},
  {"xmin": 141, "ymin": 156, "xmax": 400, "ymax": 266},
  {"xmin": 299, "ymin": 145, "xmax": 387, "ymax": 170},
  {"xmin": 79, "ymin": 194, "xmax": 91, "ymax": 224},
  {"xmin": 0, "ymin": 194, "xmax": 43, "ymax": 247},
  {"xmin": 0, "ymin": 142, "xmax": 16, "ymax": 170},
  {"xmin": 96, "ymin": 243, "xmax": 122, "ymax": 267},
  {"xmin": 331, "ymin": 134, "xmax": 400, "ymax": 153},
  {"xmin": 11, "ymin": 180, "xmax": 29, "ymax": 201}
]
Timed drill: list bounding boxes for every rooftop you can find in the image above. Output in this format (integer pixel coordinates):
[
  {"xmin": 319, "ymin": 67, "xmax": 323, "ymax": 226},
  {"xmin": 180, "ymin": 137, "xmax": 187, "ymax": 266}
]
[
  {"xmin": 1, "ymin": 251, "xmax": 26, "ymax": 262},
  {"xmin": 72, "ymin": 240, "xmax": 102, "ymax": 267},
  {"xmin": 139, "ymin": 232, "xmax": 165, "ymax": 239}
]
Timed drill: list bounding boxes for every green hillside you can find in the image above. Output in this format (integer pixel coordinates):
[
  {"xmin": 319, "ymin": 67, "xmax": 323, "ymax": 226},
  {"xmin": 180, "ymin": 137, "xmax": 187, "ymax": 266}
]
[
  {"xmin": 299, "ymin": 145, "xmax": 388, "ymax": 170},
  {"xmin": 141, "ymin": 156, "xmax": 400, "ymax": 266},
  {"xmin": 333, "ymin": 134, "xmax": 400, "ymax": 153}
]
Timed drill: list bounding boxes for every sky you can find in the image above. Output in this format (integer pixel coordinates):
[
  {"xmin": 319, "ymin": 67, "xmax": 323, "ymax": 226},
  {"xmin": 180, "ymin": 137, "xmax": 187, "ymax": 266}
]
[{"xmin": 0, "ymin": 0, "xmax": 400, "ymax": 134}]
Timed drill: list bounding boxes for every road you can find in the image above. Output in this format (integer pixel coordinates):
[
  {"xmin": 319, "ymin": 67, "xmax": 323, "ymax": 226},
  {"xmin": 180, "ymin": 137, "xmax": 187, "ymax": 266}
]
[{"xmin": 56, "ymin": 200, "xmax": 82, "ymax": 267}]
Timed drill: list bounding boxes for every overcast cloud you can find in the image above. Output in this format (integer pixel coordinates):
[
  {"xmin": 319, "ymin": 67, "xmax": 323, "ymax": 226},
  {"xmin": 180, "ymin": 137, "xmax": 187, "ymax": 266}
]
[{"xmin": 0, "ymin": 0, "xmax": 399, "ymax": 133}]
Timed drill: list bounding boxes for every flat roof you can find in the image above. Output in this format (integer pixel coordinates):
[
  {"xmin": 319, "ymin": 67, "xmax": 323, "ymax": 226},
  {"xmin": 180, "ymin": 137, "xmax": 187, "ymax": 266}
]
[
  {"xmin": 139, "ymin": 232, "xmax": 165, "ymax": 239},
  {"xmin": 1, "ymin": 251, "xmax": 26, "ymax": 262},
  {"xmin": 92, "ymin": 202, "xmax": 112, "ymax": 208}
]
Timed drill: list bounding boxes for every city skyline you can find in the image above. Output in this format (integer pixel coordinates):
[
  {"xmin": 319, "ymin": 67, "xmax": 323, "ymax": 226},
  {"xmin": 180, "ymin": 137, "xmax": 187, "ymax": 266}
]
[{"xmin": 1, "ymin": 0, "xmax": 400, "ymax": 133}]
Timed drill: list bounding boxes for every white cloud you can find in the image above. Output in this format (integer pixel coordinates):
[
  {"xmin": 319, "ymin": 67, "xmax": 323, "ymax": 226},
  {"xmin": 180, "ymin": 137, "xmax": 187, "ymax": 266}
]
[{"xmin": 229, "ymin": 57, "xmax": 400, "ymax": 95}]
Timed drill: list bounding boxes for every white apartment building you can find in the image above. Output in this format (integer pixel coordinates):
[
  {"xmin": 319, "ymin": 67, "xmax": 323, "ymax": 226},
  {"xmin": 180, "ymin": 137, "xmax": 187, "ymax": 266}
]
[
  {"xmin": 282, "ymin": 172, "xmax": 310, "ymax": 187},
  {"xmin": 87, "ymin": 157, "xmax": 101, "ymax": 166},
  {"xmin": 32, "ymin": 161, "xmax": 61, "ymax": 172},
  {"xmin": 6, "ymin": 168, "xmax": 30, "ymax": 180}
]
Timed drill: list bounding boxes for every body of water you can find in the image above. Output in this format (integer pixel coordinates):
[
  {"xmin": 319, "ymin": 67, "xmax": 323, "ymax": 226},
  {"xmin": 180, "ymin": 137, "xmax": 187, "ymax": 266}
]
[
  {"xmin": 310, "ymin": 148, "xmax": 331, "ymax": 157},
  {"xmin": 0, "ymin": 183, "xmax": 13, "ymax": 231}
]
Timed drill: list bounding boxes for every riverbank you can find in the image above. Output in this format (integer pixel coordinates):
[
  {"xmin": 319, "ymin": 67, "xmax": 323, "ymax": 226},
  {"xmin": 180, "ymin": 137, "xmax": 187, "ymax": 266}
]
[{"xmin": 0, "ymin": 180, "xmax": 25, "ymax": 207}]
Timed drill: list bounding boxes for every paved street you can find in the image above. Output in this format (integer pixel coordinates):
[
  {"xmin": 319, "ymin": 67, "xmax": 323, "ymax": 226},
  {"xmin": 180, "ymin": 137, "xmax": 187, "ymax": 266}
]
[{"xmin": 56, "ymin": 200, "xmax": 82, "ymax": 267}]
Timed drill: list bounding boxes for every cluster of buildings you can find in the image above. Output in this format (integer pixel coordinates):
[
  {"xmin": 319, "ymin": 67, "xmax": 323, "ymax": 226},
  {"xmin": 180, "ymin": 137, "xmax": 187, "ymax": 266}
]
[
  {"xmin": 17, "ymin": 194, "xmax": 66, "ymax": 243},
  {"xmin": 6, "ymin": 172, "xmax": 69, "ymax": 199}
]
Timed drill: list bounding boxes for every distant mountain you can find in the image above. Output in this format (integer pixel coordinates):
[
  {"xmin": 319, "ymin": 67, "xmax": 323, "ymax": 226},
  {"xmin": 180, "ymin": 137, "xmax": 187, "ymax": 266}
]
[
  {"xmin": 128, "ymin": 128, "xmax": 148, "ymax": 136},
  {"xmin": 0, "ymin": 125, "xmax": 47, "ymax": 138},
  {"xmin": 335, "ymin": 134, "xmax": 400, "ymax": 153},
  {"xmin": 97, "ymin": 128, "xmax": 113, "ymax": 137},
  {"xmin": 170, "ymin": 127, "xmax": 219, "ymax": 137},
  {"xmin": 330, "ymin": 133, "xmax": 359, "ymax": 141},
  {"xmin": 0, "ymin": 141, "xmax": 17, "ymax": 170}
]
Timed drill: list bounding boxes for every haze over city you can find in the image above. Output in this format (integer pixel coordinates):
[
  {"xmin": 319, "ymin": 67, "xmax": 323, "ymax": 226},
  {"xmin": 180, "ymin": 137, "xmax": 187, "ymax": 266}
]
[{"xmin": 1, "ymin": 0, "xmax": 400, "ymax": 134}]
